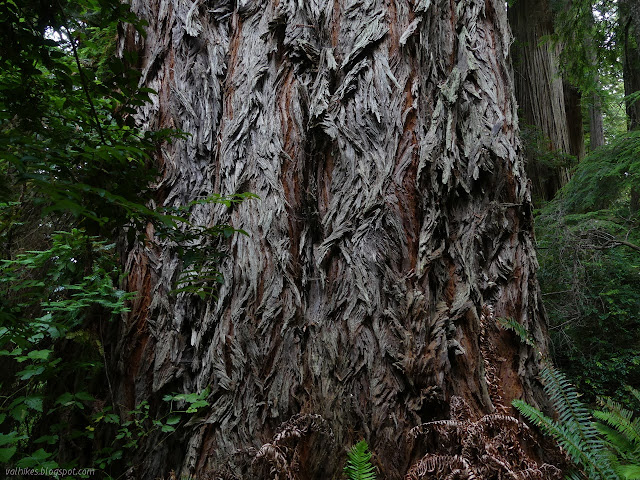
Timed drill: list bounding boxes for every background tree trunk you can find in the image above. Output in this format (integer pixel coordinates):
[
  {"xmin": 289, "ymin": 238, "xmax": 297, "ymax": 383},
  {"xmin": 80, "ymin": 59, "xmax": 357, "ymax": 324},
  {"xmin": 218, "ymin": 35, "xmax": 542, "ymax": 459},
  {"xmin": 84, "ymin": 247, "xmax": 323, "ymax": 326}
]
[
  {"xmin": 589, "ymin": 92, "xmax": 605, "ymax": 149},
  {"xmin": 114, "ymin": 0, "xmax": 552, "ymax": 478},
  {"xmin": 622, "ymin": 0, "xmax": 640, "ymax": 130},
  {"xmin": 564, "ymin": 82, "xmax": 587, "ymax": 159},
  {"xmin": 508, "ymin": 0, "xmax": 576, "ymax": 202},
  {"xmin": 621, "ymin": 0, "xmax": 640, "ymax": 217}
]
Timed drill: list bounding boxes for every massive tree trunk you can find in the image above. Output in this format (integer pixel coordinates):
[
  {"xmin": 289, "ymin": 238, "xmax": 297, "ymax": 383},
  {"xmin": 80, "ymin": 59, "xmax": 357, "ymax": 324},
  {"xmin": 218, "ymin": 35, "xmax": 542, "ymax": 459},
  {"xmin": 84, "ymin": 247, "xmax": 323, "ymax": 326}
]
[
  {"xmin": 508, "ymin": 0, "xmax": 576, "ymax": 202},
  {"xmin": 113, "ymin": 0, "xmax": 553, "ymax": 478}
]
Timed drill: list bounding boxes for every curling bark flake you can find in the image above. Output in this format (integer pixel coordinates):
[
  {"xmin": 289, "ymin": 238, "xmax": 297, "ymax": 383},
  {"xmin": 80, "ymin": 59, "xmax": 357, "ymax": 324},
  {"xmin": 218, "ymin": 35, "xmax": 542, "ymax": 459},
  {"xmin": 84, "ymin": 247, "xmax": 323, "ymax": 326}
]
[{"xmin": 115, "ymin": 0, "xmax": 553, "ymax": 478}]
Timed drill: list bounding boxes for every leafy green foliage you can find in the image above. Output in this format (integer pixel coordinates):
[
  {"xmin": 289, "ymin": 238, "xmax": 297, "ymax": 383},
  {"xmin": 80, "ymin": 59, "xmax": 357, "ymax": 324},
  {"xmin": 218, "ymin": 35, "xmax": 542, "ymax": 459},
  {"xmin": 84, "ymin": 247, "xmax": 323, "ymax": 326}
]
[
  {"xmin": 559, "ymin": 131, "xmax": 640, "ymax": 214},
  {"xmin": 158, "ymin": 193, "xmax": 257, "ymax": 299},
  {"xmin": 550, "ymin": 0, "xmax": 623, "ymax": 109},
  {"xmin": 344, "ymin": 440, "xmax": 376, "ymax": 480},
  {"xmin": 515, "ymin": 369, "xmax": 640, "ymax": 480},
  {"xmin": 0, "ymin": 0, "xmax": 168, "ymax": 233},
  {"xmin": 520, "ymin": 123, "xmax": 577, "ymax": 171},
  {"xmin": 91, "ymin": 394, "xmax": 209, "ymax": 473},
  {"xmin": 535, "ymin": 131, "xmax": 640, "ymax": 405},
  {"xmin": 0, "ymin": 229, "xmax": 129, "ymax": 471},
  {"xmin": 162, "ymin": 388, "xmax": 212, "ymax": 415},
  {"xmin": 0, "ymin": 0, "xmax": 251, "ymax": 476},
  {"xmin": 0, "ymin": 229, "xmax": 213, "ymax": 476}
]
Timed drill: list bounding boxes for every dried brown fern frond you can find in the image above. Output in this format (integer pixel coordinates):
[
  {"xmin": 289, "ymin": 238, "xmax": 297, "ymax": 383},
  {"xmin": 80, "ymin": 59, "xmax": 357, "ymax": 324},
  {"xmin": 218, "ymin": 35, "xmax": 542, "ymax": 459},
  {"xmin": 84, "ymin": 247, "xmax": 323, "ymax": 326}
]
[
  {"xmin": 272, "ymin": 413, "xmax": 333, "ymax": 445},
  {"xmin": 253, "ymin": 443, "xmax": 294, "ymax": 480},
  {"xmin": 449, "ymin": 396, "xmax": 474, "ymax": 421},
  {"xmin": 515, "ymin": 464, "xmax": 561, "ymax": 480},
  {"xmin": 539, "ymin": 463, "xmax": 563, "ymax": 479},
  {"xmin": 480, "ymin": 303, "xmax": 494, "ymax": 323},
  {"xmin": 408, "ymin": 419, "xmax": 463, "ymax": 439},
  {"xmin": 480, "ymin": 453, "xmax": 520, "ymax": 479},
  {"xmin": 407, "ymin": 395, "xmax": 560, "ymax": 479},
  {"xmin": 251, "ymin": 413, "xmax": 334, "ymax": 480},
  {"xmin": 405, "ymin": 454, "xmax": 476, "ymax": 480},
  {"xmin": 478, "ymin": 303, "xmax": 510, "ymax": 413},
  {"xmin": 476, "ymin": 414, "xmax": 529, "ymax": 431}
]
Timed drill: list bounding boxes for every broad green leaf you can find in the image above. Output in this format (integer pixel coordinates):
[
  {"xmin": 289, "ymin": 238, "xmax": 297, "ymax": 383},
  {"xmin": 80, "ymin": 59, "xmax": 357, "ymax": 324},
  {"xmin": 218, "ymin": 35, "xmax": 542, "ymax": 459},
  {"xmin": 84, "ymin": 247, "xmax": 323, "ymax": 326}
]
[
  {"xmin": 0, "ymin": 432, "xmax": 26, "ymax": 446},
  {"xmin": 0, "ymin": 446, "xmax": 17, "ymax": 463},
  {"xmin": 24, "ymin": 396, "xmax": 44, "ymax": 412},
  {"xmin": 34, "ymin": 434, "xmax": 59, "ymax": 444},
  {"xmin": 75, "ymin": 391, "xmax": 94, "ymax": 401},
  {"xmin": 18, "ymin": 365, "xmax": 45, "ymax": 380},
  {"xmin": 55, "ymin": 392, "xmax": 74, "ymax": 406},
  {"xmin": 165, "ymin": 415, "xmax": 180, "ymax": 425}
]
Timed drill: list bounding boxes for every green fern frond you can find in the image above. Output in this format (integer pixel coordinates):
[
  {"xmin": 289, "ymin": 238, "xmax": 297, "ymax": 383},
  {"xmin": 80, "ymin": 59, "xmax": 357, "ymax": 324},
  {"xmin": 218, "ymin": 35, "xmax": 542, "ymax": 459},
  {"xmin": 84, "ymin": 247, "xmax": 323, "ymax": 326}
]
[
  {"xmin": 598, "ymin": 398, "xmax": 635, "ymax": 424},
  {"xmin": 344, "ymin": 440, "xmax": 376, "ymax": 480},
  {"xmin": 566, "ymin": 470, "xmax": 588, "ymax": 480},
  {"xmin": 627, "ymin": 388, "xmax": 640, "ymax": 407},
  {"xmin": 496, "ymin": 317, "xmax": 536, "ymax": 347},
  {"xmin": 594, "ymin": 409, "xmax": 640, "ymax": 456},
  {"xmin": 513, "ymin": 368, "xmax": 620, "ymax": 480},
  {"xmin": 619, "ymin": 464, "xmax": 640, "ymax": 479},
  {"xmin": 539, "ymin": 366, "xmax": 600, "ymax": 448},
  {"xmin": 593, "ymin": 393, "xmax": 640, "ymax": 478},
  {"xmin": 513, "ymin": 399, "xmax": 616, "ymax": 479},
  {"xmin": 595, "ymin": 420, "xmax": 636, "ymax": 459}
]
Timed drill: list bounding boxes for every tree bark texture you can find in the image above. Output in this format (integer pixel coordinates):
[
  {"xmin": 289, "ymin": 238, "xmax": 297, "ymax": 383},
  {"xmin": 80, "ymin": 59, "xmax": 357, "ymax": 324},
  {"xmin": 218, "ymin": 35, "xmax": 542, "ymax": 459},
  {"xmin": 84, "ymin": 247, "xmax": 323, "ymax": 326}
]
[
  {"xmin": 114, "ymin": 0, "xmax": 551, "ymax": 478},
  {"xmin": 508, "ymin": 0, "xmax": 573, "ymax": 202},
  {"xmin": 622, "ymin": 0, "xmax": 640, "ymax": 130},
  {"xmin": 589, "ymin": 92, "xmax": 605, "ymax": 150},
  {"xmin": 563, "ymin": 81, "xmax": 586, "ymax": 159}
]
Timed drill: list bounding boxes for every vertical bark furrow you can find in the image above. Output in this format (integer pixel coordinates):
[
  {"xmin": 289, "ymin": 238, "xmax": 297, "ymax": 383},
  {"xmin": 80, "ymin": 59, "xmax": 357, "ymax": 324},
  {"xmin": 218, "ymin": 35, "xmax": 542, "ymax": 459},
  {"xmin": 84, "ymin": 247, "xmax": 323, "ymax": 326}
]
[{"xmin": 116, "ymin": 0, "xmax": 551, "ymax": 478}]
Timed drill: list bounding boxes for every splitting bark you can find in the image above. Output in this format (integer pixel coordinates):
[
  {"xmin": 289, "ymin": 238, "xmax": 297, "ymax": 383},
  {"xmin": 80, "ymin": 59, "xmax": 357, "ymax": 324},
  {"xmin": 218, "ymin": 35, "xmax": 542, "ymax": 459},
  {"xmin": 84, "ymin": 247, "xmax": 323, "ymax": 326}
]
[{"xmin": 113, "ymin": 0, "xmax": 554, "ymax": 478}]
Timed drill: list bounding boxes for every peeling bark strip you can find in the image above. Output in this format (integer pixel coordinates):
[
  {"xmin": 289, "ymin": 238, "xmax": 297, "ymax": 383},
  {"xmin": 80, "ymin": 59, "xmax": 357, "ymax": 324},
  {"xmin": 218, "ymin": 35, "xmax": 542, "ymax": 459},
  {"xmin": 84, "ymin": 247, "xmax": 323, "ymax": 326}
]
[{"xmin": 116, "ymin": 0, "xmax": 551, "ymax": 478}]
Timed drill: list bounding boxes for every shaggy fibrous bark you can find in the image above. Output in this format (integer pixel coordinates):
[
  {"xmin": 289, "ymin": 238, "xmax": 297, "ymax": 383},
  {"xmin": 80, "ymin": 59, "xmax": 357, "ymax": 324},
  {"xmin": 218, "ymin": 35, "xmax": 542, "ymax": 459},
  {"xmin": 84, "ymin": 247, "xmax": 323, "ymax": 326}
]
[{"xmin": 114, "ymin": 0, "xmax": 552, "ymax": 478}]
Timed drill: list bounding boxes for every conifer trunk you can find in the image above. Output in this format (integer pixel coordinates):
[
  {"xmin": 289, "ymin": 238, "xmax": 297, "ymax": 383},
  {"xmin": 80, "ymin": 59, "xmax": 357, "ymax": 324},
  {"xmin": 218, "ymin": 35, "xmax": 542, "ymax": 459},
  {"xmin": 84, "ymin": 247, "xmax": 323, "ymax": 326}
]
[
  {"xmin": 564, "ymin": 82, "xmax": 586, "ymax": 159},
  {"xmin": 622, "ymin": 0, "xmax": 640, "ymax": 130},
  {"xmin": 589, "ymin": 92, "xmax": 605, "ymax": 150},
  {"xmin": 508, "ymin": 0, "xmax": 574, "ymax": 202},
  {"xmin": 114, "ymin": 1, "xmax": 552, "ymax": 478}
]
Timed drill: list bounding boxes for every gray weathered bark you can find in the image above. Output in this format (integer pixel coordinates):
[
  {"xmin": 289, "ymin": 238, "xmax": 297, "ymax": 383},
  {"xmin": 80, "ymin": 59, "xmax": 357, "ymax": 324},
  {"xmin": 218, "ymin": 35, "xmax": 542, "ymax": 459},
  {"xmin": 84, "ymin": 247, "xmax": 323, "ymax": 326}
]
[
  {"xmin": 114, "ymin": 0, "xmax": 552, "ymax": 478},
  {"xmin": 508, "ymin": 0, "xmax": 575, "ymax": 202}
]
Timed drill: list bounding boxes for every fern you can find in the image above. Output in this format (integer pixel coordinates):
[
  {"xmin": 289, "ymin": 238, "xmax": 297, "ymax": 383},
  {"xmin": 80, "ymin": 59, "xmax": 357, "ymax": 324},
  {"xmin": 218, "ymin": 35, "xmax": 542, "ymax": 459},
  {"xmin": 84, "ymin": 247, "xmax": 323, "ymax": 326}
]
[
  {"xmin": 513, "ymin": 399, "xmax": 617, "ymax": 480},
  {"xmin": 513, "ymin": 365, "xmax": 619, "ymax": 480},
  {"xmin": 496, "ymin": 317, "xmax": 536, "ymax": 347},
  {"xmin": 539, "ymin": 367, "xmax": 600, "ymax": 448},
  {"xmin": 344, "ymin": 440, "xmax": 376, "ymax": 480},
  {"xmin": 593, "ymin": 390, "xmax": 640, "ymax": 479}
]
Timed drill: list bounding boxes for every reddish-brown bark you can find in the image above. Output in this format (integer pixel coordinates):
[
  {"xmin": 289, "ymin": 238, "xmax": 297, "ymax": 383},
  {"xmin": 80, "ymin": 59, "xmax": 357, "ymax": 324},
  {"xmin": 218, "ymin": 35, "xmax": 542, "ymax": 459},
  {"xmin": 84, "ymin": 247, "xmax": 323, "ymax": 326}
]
[{"xmin": 112, "ymin": 1, "xmax": 555, "ymax": 478}]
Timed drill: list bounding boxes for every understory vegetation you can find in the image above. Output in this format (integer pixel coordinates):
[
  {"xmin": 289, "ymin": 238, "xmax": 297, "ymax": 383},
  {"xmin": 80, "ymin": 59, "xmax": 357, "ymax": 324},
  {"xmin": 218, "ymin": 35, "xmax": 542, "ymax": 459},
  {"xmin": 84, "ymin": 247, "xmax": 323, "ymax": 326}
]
[
  {"xmin": 536, "ymin": 133, "xmax": 640, "ymax": 407},
  {"xmin": 0, "ymin": 0, "xmax": 249, "ymax": 476}
]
